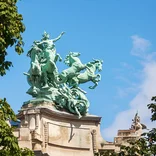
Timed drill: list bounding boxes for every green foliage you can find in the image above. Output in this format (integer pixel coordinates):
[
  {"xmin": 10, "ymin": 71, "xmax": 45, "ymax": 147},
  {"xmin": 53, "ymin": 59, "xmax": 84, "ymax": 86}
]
[
  {"xmin": 120, "ymin": 138, "xmax": 152, "ymax": 156},
  {"xmin": 0, "ymin": 98, "xmax": 16, "ymax": 121},
  {"xmin": 0, "ymin": 1, "xmax": 34, "ymax": 155},
  {"xmin": 148, "ymin": 96, "xmax": 156, "ymax": 121},
  {"xmin": 94, "ymin": 150, "xmax": 118, "ymax": 156},
  {"xmin": 0, "ymin": 98, "xmax": 34, "ymax": 156},
  {"xmin": 0, "ymin": 0, "xmax": 25, "ymax": 76}
]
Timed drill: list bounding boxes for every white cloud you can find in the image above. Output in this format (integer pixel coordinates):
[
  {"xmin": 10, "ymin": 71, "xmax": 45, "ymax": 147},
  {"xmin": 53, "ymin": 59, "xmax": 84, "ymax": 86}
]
[
  {"xmin": 131, "ymin": 35, "xmax": 151, "ymax": 59},
  {"xmin": 102, "ymin": 35, "xmax": 156, "ymax": 141},
  {"xmin": 114, "ymin": 61, "xmax": 142, "ymax": 98},
  {"xmin": 117, "ymin": 86, "xmax": 138, "ymax": 98}
]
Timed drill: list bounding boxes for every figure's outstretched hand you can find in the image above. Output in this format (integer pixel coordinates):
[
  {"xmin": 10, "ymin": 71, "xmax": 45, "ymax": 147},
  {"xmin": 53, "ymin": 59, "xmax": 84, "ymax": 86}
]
[{"xmin": 61, "ymin": 32, "xmax": 65, "ymax": 35}]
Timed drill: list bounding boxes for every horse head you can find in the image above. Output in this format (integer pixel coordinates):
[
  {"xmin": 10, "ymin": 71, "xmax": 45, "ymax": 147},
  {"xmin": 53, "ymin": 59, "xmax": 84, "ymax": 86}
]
[
  {"xmin": 64, "ymin": 52, "xmax": 81, "ymax": 66},
  {"xmin": 92, "ymin": 59, "xmax": 103, "ymax": 72},
  {"xmin": 69, "ymin": 52, "xmax": 81, "ymax": 57}
]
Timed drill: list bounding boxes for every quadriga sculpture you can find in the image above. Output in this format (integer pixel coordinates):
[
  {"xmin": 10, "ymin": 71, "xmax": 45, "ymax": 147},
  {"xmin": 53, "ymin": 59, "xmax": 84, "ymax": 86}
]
[{"xmin": 24, "ymin": 32, "xmax": 103, "ymax": 118}]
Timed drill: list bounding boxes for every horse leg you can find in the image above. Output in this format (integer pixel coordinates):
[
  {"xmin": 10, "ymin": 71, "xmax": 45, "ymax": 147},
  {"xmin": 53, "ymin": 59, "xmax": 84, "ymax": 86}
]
[
  {"xmin": 95, "ymin": 74, "xmax": 101, "ymax": 81},
  {"xmin": 89, "ymin": 78, "xmax": 98, "ymax": 89},
  {"xmin": 89, "ymin": 74, "xmax": 101, "ymax": 89},
  {"xmin": 26, "ymin": 75, "xmax": 38, "ymax": 96}
]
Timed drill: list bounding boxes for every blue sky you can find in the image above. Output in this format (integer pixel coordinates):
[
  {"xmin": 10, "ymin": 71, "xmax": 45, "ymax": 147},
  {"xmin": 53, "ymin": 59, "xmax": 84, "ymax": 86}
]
[{"xmin": 1, "ymin": 0, "xmax": 156, "ymax": 141}]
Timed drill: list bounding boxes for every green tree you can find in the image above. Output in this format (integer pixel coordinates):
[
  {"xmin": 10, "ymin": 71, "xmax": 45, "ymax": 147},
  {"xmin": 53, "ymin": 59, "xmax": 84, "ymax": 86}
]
[
  {"xmin": 0, "ymin": 0, "xmax": 25, "ymax": 76},
  {"xmin": 94, "ymin": 150, "xmax": 118, "ymax": 156},
  {"xmin": 0, "ymin": 99, "xmax": 34, "ymax": 156},
  {"xmin": 148, "ymin": 96, "xmax": 156, "ymax": 121},
  {"xmin": 0, "ymin": 0, "xmax": 34, "ymax": 155}
]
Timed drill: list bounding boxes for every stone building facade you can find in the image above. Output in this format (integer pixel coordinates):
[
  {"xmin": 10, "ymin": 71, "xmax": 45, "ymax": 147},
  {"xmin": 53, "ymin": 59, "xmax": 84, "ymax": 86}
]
[{"xmin": 13, "ymin": 101, "xmax": 145, "ymax": 156}]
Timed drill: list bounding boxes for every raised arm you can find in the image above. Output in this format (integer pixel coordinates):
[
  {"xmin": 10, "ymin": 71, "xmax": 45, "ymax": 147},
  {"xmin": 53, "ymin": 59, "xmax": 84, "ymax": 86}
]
[{"xmin": 53, "ymin": 32, "xmax": 65, "ymax": 42}]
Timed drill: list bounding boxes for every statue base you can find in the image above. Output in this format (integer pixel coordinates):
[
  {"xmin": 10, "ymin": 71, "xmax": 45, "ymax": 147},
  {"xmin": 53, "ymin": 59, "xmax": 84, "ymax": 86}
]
[
  {"xmin": 16, "ymin": 101, "xmax": 106, "ymax": 156},
  {"xmin": 22, "ymin": 98, "xmax": 55, "ymax": 108}
]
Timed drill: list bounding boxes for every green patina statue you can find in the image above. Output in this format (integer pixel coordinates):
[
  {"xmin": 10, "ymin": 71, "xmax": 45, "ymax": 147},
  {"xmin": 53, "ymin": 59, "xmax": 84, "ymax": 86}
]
[{"xmin": 24, "ymin": 31, "xmax": 103, "ymax": 118}]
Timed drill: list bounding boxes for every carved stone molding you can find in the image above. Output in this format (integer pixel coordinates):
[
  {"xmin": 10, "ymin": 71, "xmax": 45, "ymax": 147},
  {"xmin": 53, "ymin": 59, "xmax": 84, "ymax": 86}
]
[{"xmin": 92, "ymin": 129, "xmax": 97, "ymax": 153}]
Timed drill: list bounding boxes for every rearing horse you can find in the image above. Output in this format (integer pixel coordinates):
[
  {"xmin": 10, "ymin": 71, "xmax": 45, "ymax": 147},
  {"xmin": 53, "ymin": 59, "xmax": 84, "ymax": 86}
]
[
  {"xmin": 56, "ymin": 52, "xmax": 86, "ymax": 84},
  {"xmin": 68, "ymin": 59, "xmax": 103, "ymax": 89}
]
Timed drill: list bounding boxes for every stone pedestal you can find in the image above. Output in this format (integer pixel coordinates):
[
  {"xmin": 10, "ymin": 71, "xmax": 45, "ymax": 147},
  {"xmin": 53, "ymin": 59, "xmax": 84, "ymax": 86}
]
[{"xmin": 16, "ymin": 101, "xmax": 105, "ymax": 156}]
